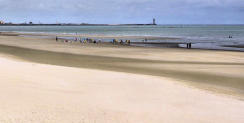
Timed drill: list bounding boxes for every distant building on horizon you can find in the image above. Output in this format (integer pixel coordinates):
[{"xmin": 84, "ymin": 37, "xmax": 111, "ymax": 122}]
[{"xmin": 153, "ymin": 18, "xmax": 156, "ymax": 25}]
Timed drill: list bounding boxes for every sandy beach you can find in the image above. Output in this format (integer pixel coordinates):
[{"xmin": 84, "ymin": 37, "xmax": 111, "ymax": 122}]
[{"xmin": 0, "ymin": 33, "xmax": 244, "ymax": 122}]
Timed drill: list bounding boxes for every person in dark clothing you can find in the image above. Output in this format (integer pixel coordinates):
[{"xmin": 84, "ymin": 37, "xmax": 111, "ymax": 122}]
[
  {"xmin": 120, "ymin": 40, "xmax": 123, "ymax": 45},
  {"xmin": 186, "ymin": 43, "xmax": 192, "ymax": 49},
  {"xmin": 145, "ymin": 38, "xmax": 148, "ymax": 42}
]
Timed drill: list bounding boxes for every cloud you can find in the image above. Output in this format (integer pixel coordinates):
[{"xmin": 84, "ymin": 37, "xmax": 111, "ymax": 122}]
[{"xmin": 0, "ymin": 0, "xmax": 243, "ymax": 24}]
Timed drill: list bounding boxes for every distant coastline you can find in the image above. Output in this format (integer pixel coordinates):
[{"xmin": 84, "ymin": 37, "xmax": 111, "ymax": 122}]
[
  {"xmin": 0, "ymin": 23, "xmax": 157, "ymax": 26},
  {"xmin": 0, "ymin": 18, "xmax": 157, "ymax": 26}
]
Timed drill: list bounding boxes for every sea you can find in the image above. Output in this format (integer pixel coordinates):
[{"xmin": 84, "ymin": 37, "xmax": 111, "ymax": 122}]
[{"xmin": 1, "ymin": 25, "xmax": 244, "ymax": 51}]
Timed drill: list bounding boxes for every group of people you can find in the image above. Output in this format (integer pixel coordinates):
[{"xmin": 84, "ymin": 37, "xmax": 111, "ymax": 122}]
[
  {"xmin": 78, "ymin": 38, "xmax": 102, "ymax": 44},
  {"xmin": 56, "ymin": 36, "xmax": 131, "ymax": 45},
  {"xmin": 56, "ymin": 36, "xmax": 102, "ymax": 44},
  {"xmin": 112, "ymin": 39, "xmax": 131, "ymax": 45},
  {"xmin": 186, "ymin": 43, "xmax": 192, "ymax": 49}
]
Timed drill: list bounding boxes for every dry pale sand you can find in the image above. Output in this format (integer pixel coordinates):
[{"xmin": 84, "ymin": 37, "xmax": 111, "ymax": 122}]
[
  {"xmin": 0, "ymin": 33, "xmax": 244, "ymax": 122},
  {"xmin": 0, "ymin": 55, "xmax": 244, "ymax": 123}
]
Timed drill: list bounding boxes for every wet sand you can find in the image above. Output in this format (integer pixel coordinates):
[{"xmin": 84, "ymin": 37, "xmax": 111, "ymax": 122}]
[
  {"xmin": 0, "ymin": 33, "xmax": 244, "ymax": 122},
  {"xmin": 223, "ymin": 45, "xmax": 244, "ymax": 48}
]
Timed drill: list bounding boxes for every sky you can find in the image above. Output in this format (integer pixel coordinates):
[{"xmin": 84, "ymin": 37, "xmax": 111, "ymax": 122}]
[{"xmin": 0, "ymin": 0, "xmax": 243, "ymax": 24}]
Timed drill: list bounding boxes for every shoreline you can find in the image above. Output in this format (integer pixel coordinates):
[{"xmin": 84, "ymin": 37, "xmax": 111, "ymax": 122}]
[{"xmin": 2, "ymin": 31, "xmax": 244, "ymax": 52}]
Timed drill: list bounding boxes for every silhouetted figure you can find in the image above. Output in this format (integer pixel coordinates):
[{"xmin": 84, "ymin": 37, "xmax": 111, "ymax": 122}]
[
  {"xmin": 128, "ymin": 40, "xmax": 131, "ymax": 45},
  {"xmin": 186, "ymin": 43, "xmax": 192, "ymax": 49},
  {"xmin": 113, "ymin": 39, "xmax": 118, "ymax": 44},
  {"xmin": 56, "ymin": 36, "xmax": 58, "ymax": 41},
  {"xmin": 120, "ymin": 40, "xmax": 123, "ymax": 44}
]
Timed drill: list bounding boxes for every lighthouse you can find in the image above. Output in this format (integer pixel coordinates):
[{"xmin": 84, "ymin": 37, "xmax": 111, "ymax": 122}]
[{"xmin": 153, "ymin": 18, "xmax": 156, "ymax": 25}]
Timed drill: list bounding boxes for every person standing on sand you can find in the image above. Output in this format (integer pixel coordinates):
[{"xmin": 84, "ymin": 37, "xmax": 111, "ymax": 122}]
[
  {"xmin": 113, "ymin": 39, "xmax": 118, "ymax": 44},
  {"xmin": 120, "ymin": 40, "xmax": 124, "ymax": 45},
  {"xmin": 98, "ymin": 39, "xmax": 102, "ymax": 43},
  {"xmin": 186, "ymin": 42, "xmax": 192, "ymax": 49},
  {"xmin": 56, "ymin": 36, "xmax": 58, "ymax": 41},
  {"xmin": 80, "ymin": 37, "xmax": 83, "ymax": 43},
  {"xmin": 113, "ymin": 39, "xmax": 115, "ymax": 44}
]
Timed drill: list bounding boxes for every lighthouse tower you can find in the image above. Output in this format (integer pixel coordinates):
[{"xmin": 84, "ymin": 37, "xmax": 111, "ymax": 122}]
[{"xmin": 153, "ymin": 18, "xmax": 156, "ymax": 25}]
